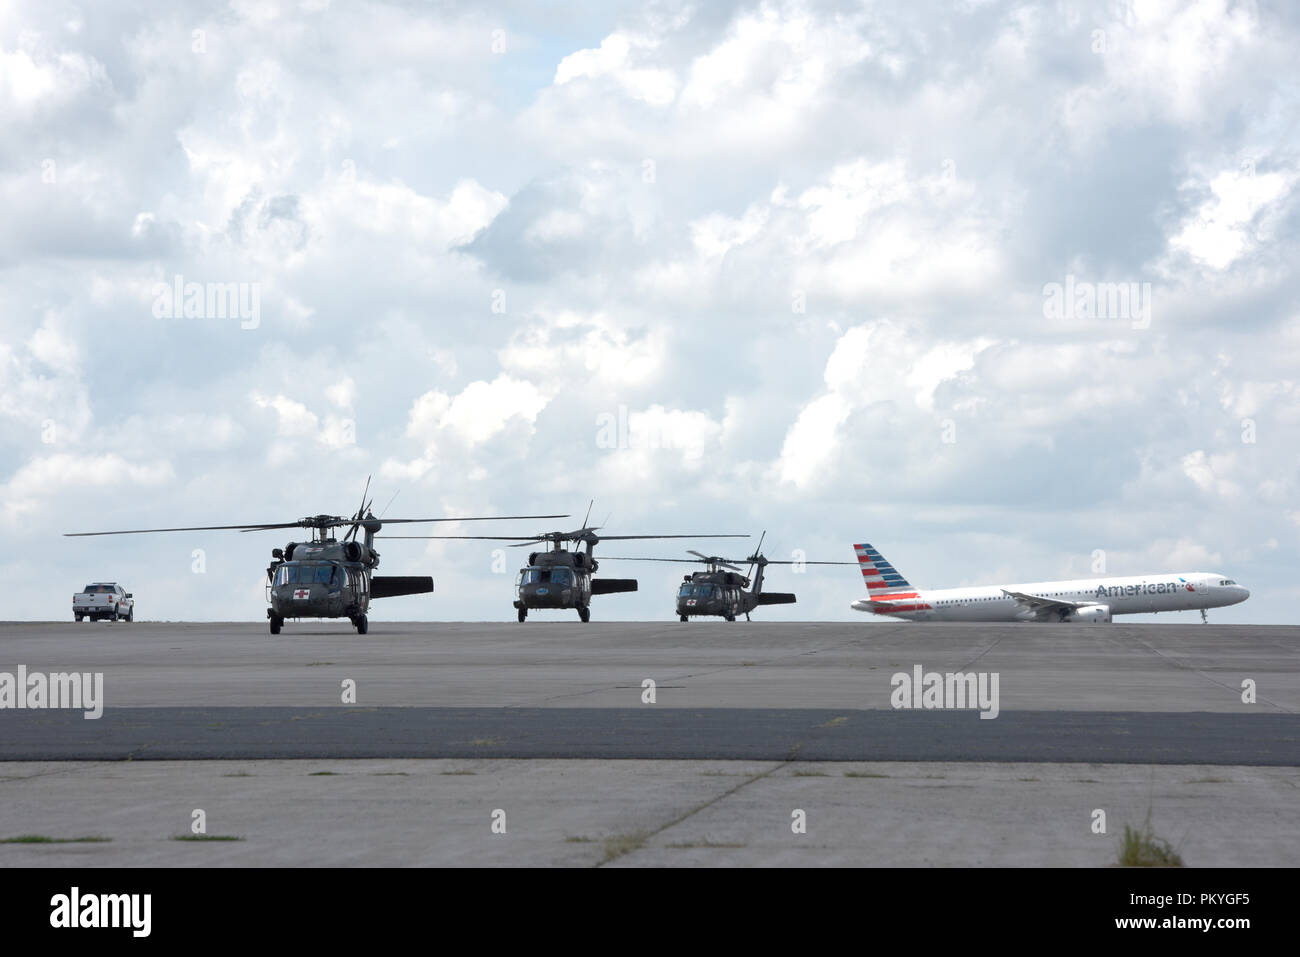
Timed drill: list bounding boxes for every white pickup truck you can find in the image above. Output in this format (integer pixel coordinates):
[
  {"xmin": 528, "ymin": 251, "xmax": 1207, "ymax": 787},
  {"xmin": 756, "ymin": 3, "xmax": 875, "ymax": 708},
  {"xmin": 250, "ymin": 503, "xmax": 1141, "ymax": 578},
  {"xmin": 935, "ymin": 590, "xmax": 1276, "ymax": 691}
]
[{"xmin": 73, "ymin": 583, "xmax": 134, "ymax": 622}]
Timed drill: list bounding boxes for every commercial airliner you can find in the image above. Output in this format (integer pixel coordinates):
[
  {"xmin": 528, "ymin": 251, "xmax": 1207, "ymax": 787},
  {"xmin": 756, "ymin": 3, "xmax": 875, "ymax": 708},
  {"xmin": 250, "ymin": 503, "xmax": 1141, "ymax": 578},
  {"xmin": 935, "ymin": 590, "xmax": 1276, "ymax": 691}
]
[{"xmin": 849, "ymin": 543, "xmax": 1249, "ymax": 623}]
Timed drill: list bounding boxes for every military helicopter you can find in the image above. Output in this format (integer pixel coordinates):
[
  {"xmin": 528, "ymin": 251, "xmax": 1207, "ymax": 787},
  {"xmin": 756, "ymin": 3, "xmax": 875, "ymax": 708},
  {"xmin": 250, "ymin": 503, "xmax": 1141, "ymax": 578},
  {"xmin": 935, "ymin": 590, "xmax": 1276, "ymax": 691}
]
[
  {"xmin": 65, "ymin": 481, "xmax": 566, "ymax": 634},
  {"xmin": 383, "ymin": 504, "xmax": 747, "ymax": 622},
  {"xmin": 602, "ymin": 533, "xmax": 855, "ymax": 621}
]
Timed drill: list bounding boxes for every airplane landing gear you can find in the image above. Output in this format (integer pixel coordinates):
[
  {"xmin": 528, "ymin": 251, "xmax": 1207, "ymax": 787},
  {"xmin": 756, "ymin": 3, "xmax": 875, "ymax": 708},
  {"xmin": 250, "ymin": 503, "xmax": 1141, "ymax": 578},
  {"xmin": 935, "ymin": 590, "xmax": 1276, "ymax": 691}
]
[{"xmin": 1201, "ymin": 608, "xmax": 1208, "ymax": 624}]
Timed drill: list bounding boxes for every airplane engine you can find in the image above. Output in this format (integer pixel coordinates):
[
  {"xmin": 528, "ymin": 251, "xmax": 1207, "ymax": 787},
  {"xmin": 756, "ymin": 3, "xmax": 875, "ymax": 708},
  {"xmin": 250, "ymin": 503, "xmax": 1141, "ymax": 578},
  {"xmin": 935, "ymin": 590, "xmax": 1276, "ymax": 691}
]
[{"xmin": 1063, "ymin": 604, "xmax": 1111, "ymax": 623}]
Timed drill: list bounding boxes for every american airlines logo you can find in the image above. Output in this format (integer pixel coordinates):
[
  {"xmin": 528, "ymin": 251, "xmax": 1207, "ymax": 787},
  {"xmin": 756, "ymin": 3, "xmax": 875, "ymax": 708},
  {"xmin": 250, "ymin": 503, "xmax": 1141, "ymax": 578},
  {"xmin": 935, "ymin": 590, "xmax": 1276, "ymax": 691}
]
[{"xmin": 1094, "ymin": 581, "xmax": 1194, "ymax": 598}]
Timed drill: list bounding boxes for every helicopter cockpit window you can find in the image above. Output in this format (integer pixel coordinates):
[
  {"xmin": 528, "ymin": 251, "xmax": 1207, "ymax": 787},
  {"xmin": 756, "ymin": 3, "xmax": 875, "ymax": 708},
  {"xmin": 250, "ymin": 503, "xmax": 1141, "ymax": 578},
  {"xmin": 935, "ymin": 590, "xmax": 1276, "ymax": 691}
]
[
  {"xmin": 519, "ymin": 568, "xmax": 541, "ymax": 586},
  {"xmin": 275, "ymin": 564, "xmax": 340, "ymax": 587},
  {"xmin": 551, "ymin": 568, "xmax": 572, "ymax": 585},
  {"xmin": 679, "ymin": 583, "xmax": 719, "ymax": 599}
]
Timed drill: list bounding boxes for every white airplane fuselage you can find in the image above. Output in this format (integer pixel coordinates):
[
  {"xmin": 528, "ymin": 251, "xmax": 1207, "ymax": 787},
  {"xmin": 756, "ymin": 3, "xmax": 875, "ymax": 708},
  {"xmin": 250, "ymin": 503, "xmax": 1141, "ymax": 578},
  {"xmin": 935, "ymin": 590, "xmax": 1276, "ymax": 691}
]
[{"xmin": 849, "ymin": 544, "xmax": 1250, "ymax": 623}]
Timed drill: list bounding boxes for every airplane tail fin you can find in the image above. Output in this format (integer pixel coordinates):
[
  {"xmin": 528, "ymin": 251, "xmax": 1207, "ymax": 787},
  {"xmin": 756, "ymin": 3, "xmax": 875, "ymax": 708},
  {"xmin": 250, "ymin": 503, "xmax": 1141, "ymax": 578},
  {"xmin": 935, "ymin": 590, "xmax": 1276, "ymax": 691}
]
[{"xmin": 852, "ymin": 543, "xmax": 918, "ymax": 598}]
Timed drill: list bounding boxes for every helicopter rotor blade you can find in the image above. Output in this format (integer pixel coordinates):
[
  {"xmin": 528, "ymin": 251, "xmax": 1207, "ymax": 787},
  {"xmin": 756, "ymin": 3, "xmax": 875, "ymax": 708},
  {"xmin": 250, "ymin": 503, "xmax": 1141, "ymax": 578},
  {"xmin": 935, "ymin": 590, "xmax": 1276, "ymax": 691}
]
[
  {"xmin": 602, "ymin": 555, "xmax": 745, "ymax": 571},
  {"xmin": 750, "ymin": 560, "xmax": 858, "ymax": 565},
  {"xmin": 69, "ymin": 510, "xmax": 569, "ymax": 538},
  {"xmin": 381, "ymin": 535, "xmax": 546, "ymax": 542},
  {"xmin": 381, "ymin": 529, "xmax": 745, "ymax": 551},
  {"xmin": 376, "ymin": 514, "xmax": 569, "ymax": 525},
  {"xmin": 599, "ymin": 556, "xmax": 704, "ymax": 563},
  {"xmin": 377, "ymin": 489, "xmax": 400, "ymax": 519},
  {"xmin": 66, "ymin": 523, "xmax": 301, "ymax": 537},
  {"xmin": 747, "ymin": 530, "xmax": 766, "ymax": 580},
  {"xmin": 591, "ymin": 534, "xmax": 749, "ymax": 541},
  {"xmin": 345, "ymin": 475, "xmax": 372, "ymax": 542}
]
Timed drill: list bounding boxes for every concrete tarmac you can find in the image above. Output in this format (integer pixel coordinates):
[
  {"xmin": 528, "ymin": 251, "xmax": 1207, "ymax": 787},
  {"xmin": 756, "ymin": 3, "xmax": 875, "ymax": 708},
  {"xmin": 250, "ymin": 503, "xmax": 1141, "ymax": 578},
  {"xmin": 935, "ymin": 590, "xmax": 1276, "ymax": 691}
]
[
  {"xmin": 2, "ymin": 620, "xmax": 1296, "ymax": 866},
  {"xmin": 0, "ymin": 620, "xmax": 1294, "ymax": 712},
  {"xmin": 1, "ymin": 759, "xmax": 1296, "ymax": 867}
]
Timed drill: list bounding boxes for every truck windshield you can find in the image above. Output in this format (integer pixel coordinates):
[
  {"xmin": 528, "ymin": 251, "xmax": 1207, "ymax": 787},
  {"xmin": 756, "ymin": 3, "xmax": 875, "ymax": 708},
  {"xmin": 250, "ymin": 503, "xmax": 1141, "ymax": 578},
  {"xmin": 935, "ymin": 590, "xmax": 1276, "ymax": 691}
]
[{"xmin": 82, "ymin": 585, "xmax": 113, "ymax": 593}]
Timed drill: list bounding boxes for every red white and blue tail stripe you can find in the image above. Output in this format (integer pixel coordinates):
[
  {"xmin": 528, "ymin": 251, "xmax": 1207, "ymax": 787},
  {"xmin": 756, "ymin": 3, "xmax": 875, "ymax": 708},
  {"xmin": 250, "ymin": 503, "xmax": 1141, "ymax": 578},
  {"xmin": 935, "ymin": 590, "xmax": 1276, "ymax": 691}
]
[{"xmin": 853, "ymin": 543, "xmax": 930, "ymax": 614}]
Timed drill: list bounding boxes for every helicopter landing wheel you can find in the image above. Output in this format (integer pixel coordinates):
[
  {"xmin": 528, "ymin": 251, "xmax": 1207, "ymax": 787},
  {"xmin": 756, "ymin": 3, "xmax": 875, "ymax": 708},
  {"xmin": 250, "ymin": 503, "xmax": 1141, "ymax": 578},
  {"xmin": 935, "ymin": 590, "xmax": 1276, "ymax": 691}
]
[
  {"xmin": 679, "ymin": 615, "xmax": 687, "ymax": 622},
  {"xmin": 517, "ymin": 607, "xmax": 527, "ymax": 623},
  {"xmin": 75, "ymin": 614, "xmax": 83, "ymax": 622},
  {"xmin": 578, "ymin": 606, "xmax": 590, "ymax": 623},
  {"xmin": 269, "ymin": 615, "xmax": 283, "ymax": 635},
  {"xmin": 353, "ymin": 614, "xmax": 368, "ymax": 635},
  {"xmin": 725, "ymin": 614, "xmax": 736, "ymax": 622}
]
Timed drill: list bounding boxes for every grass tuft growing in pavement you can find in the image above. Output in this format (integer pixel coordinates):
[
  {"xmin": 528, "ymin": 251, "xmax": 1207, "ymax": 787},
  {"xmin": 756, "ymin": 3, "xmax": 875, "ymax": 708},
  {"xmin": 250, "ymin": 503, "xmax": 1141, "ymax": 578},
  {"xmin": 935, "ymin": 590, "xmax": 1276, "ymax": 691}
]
[
  {"xmin": 171, "ymin": 835, "xmax": 244, "ymax": 842},
  {"xmin": 1118, "ymin": 819, "xmax": 1184, "ymax": 867},
  {"xmin": 602, "ymin": 831, "xmax": 648, "ymax": 863},
  {"xmin": 1, "ymin": 835, "xmax": 110, "ymax": 844}
]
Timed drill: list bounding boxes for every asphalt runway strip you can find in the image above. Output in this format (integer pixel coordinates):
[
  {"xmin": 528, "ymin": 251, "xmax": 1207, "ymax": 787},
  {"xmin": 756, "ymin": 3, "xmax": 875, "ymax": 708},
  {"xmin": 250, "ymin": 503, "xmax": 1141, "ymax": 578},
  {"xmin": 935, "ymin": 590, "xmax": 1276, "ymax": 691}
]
[{"xmin": 1, "ymin": 707, "xmax": 1297, "ymax": 764}]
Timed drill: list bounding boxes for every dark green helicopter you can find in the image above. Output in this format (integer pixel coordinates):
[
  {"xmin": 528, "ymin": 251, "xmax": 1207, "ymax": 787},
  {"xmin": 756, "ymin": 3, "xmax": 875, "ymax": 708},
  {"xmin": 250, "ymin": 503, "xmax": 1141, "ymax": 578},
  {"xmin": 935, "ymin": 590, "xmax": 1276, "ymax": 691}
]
[
  {"xmin": 384, "ymin": 504, "xmax": 746, "ymax": 622},
  {"xmin": 602, "ymin": 532, "xmax": 855, "ymax": 621},
  {"xmin": 65, "ymin": 481, "xmax": 566, "ymax": 634}
]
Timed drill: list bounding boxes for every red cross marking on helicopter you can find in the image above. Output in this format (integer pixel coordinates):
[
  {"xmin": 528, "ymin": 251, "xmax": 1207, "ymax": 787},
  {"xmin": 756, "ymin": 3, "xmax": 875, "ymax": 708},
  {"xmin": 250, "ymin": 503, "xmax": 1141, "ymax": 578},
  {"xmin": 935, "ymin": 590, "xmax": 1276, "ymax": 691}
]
[{"xmin": 293, "ymin": 589, "xmax": 310, "ymax": 599}]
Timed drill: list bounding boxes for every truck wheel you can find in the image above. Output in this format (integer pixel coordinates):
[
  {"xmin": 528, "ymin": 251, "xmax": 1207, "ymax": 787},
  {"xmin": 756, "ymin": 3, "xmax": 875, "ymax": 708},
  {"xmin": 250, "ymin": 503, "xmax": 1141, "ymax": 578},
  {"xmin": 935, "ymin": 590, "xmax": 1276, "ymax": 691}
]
[
  {"xmin": 125, "ymin": 608, "xmax": 133, "ymax": 623},
  {"xmin": 517, "ymin": 607, "xmax": 527, "ymax": 623},
  {"xmin": 269, "ymin": 616, "xmax": 282, "ymax": 635}
]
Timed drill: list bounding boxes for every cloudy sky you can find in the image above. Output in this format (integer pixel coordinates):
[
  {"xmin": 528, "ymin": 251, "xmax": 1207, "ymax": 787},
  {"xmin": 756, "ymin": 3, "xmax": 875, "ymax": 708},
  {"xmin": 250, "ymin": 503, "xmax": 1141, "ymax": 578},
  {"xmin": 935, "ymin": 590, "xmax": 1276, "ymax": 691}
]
[{"xmin": 2, "ymin": 0, "xmax": 1296, "ymax": 623}]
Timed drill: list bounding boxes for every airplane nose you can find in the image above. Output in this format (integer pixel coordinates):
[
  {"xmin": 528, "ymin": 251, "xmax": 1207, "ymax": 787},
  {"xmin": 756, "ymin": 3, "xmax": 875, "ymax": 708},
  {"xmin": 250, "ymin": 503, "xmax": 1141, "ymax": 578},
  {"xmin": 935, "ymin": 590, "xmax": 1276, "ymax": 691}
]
[{"xmin": 1238, "ymin": 587, "xmax": 1250, "ymax": 602}]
